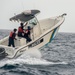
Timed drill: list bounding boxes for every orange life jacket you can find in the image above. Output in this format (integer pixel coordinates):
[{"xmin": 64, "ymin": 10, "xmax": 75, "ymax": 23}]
[
  {"xmin": 10, "ymin": 31, "xmax": 16, "ymax": 39},
  {"xmin": 9, "ymin": 31, "xmax": 14, "ymax": 38},
  {"xmin": 25, "ymin": 29, "xmax": 29, "ymax": 33},
  {"xmin": 18, "ymin": 27, "xmax": 24, "ymax": 33}
]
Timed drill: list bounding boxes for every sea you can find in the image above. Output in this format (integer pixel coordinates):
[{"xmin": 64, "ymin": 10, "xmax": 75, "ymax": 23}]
[{"xmin": 0, "ymin": 30, "xmax": 75, "ymax": 75}]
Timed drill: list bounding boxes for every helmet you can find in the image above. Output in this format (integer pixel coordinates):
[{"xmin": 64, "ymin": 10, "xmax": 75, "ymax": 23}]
[{"xmin": 27, "ymin": 26, "xmax": 31, "ymax": 30}]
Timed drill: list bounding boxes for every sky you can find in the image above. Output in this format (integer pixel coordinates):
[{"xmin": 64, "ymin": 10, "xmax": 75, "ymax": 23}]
[{"xmin": 0, "ymin": 0, "xmax": 75, "ymax": 33}]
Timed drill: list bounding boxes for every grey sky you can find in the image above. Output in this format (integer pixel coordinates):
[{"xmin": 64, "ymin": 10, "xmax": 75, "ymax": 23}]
[{"xmin": 0, "ymin": 0, "xmax": 75, "ymax": 33}]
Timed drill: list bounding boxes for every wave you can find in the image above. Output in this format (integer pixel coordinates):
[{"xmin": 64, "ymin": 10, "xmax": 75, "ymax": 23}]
[
  {"xmin": 0, "ymin": 58, "xmax": 68, "ymax": 69},
  {"xmin": 0, "ymin": 48, "xmax": 68, "ymax": 69}
]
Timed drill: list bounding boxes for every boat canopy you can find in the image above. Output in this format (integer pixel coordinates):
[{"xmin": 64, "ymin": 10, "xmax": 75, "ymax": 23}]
[{"xmin": 10, "ymin": 10, "xmax": 40, "ymax": 22}]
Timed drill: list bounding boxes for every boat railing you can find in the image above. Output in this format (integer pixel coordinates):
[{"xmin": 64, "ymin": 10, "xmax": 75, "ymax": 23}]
[{"xmin": 53, "ymin": 13, "xmax": 67, "ymax": 26}]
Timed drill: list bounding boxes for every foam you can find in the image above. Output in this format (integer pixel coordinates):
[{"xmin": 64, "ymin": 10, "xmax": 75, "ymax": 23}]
[
  {"xmin": 0, "ymin": 48, "xmax": 68, "ymax": 67},
  {"xmin": 19, "ymin": 48, "xmax": 42, "ymax": 59}
]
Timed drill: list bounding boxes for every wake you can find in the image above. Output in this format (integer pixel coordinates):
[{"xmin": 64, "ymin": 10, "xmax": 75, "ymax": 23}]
[{"xmin": 0, "ymin": 48, "xmax": 67, "ymax": 68}]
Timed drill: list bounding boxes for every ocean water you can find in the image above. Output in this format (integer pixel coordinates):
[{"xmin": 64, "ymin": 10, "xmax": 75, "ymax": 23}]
[{"xmin": 0, "ymin": 31, "xmax": 75, "ymax": 75}]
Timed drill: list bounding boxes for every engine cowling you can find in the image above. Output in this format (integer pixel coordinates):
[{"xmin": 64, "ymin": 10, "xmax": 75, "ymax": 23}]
[{"xmin": 0, "ymin": 47, "xmax": 7, "ymax": 60}]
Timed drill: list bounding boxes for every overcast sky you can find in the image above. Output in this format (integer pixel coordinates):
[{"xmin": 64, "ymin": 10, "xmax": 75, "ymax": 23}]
[{"xmin": 0, "ymin": 0, "xmax": 75, "ymax": 33}]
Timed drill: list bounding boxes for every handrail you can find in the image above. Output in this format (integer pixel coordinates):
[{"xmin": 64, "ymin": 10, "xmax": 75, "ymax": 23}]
[{"xmin": 53, "ymin": 13, "xmax": 67, "ymax": 26}]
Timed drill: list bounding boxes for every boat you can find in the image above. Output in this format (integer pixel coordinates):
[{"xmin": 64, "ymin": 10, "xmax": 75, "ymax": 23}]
[{"xmin": 0, "ymin": 10, "xmax": 66, "ymax": 59}]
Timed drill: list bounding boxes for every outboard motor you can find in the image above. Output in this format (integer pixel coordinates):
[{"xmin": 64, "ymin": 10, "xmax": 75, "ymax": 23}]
[{"xmin": 0, "ymin": 47, "xmax": 7, "ymax": 60}]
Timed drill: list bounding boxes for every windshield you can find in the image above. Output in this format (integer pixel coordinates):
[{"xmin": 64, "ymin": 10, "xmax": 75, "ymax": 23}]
[{"xmin": 28, "ymin": 17, "xmax": 38, "ymax": 28}]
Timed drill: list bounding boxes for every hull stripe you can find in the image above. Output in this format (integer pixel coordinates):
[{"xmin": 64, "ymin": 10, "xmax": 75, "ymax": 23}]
[
  {"xmin": 49, "ymin": 27, "xmax": 58, "ymax": 42},
  {"xmin": 40, "ymin": 27, "xmax": 59, "ymax": 49}
]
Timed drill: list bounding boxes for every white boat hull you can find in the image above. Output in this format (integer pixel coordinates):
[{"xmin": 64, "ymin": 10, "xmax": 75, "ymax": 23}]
[{"xmin": 0, "ymin": 14, "xmax": 65, "ymax": 59}]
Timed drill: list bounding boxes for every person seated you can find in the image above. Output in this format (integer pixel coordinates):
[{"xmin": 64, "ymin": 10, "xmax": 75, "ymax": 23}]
[
  {"xmin": 24, "ymin": 26, "xmax": 32, "ymax": 42},
  {"xmin": 8, "ymin": 28, "xmax": 17, "ymax": 47},
  {"xmin": 18, "ymin": 22, "xmax": 28, "ymax": 37}
]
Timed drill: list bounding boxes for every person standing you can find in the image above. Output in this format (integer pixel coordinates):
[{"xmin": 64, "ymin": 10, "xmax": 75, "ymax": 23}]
[
  {"xmin": 18, "ymin": 22, "xmax": 28, "ymax": 37},
  {"xmin": 24, "ymin": 26, "xmax": 32, "ymax": 42},
  {"xmin": 18, "ymin": 23, "xmax": 24, "ymax": 37},
  {"xmin": 8, "ymin": 28, "xmax": 17, "ymax": 47}
]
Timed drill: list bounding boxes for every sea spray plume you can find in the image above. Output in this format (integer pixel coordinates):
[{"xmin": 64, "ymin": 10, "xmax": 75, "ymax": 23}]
[
  {"xmin": 0, "ymin": 48, "xmax": 42, "ymax": 68},
  {"xmin": 0, "ymin": 48, "xmax": 68, "ymax": 68},
  {"xmin": 19, "ymin": 48, "xmax": 42, "ymax": 59}
]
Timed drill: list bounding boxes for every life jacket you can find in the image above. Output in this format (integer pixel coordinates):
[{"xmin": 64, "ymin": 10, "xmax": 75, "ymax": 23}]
[
  {"xmin": 25, "ymin": 29, "xmax": 29, "ymax": 33},
  {"xmin": 9, "ymin": 31, "xmax": 16, "ymax": 39},
  {"xmin": 18, "ymin": 27, "xmax": 24, "ymax": 33},
  {"xmin": 9, "ymin": 31, "xmax": 14, "ymax": 38}
]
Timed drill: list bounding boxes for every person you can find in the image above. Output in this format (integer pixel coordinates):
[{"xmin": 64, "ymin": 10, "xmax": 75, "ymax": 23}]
[
  {"xmin": 18, "ymin": 22, "xmax": 28, "ymax": 37},
  {"xmin": 8, "ymin": 28, "xmax": 17, "ymax": 47},
  {"xmin": 24, "ymin": 26, "xmax": 32, "ymax": 42},
  {"xmin": 18, "ymin": 23, "xmax": 24, "ymax": 37}
]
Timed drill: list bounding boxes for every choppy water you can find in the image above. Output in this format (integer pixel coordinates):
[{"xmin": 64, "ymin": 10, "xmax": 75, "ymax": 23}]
[{"xmin": 0, "ymin": 30, "xmax": 75, "ymax": 75}]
